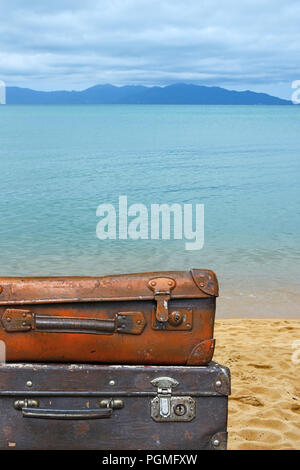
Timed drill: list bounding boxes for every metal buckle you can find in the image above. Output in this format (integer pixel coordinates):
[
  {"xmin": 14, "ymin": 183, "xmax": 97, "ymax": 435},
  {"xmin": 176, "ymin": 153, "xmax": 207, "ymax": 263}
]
[
  {"xmin": 150, "ymin": 377, "xmax": 196, "ymax": 422},
  {"xmin": 148, "ymin": 277, "xmax": 176, "ymax": 322}
]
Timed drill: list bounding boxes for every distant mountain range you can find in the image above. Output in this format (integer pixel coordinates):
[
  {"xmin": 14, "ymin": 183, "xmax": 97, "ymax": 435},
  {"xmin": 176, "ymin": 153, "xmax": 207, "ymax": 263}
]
[{"xmin": 6, "ymin": 83, "xmax": 292, "ymax": 105}]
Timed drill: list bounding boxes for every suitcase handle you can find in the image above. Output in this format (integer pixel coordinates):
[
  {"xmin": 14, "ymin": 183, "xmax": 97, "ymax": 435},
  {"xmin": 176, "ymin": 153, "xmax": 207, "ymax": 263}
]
[
  {"xmin": 21, "ymin": 408, "xmax": 113, "ymax": 420},
  {"xmin": 2, "ymin": 309, "xmax": 146, "ymax": 335},
  {"xmin": 14, "ymin": 398, "xmax": 124, "ymax": 420}
]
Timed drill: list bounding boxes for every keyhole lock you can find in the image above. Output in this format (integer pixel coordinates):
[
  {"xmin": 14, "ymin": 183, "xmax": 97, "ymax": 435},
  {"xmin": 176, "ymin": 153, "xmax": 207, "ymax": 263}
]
[
  {"xmin": 168, "ymin": 311, "xmax": 183, "ymax": 326},
  {"xmin": 174, "ymin": 403, "xmax": 187, "ymax": 416}
]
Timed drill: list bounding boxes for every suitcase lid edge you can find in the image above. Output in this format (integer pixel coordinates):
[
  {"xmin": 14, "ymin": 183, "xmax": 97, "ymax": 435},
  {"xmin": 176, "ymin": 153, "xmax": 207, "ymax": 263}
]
[{"xmin": 0, "ymin": 269, "xmax": 219, "ymax": 305}]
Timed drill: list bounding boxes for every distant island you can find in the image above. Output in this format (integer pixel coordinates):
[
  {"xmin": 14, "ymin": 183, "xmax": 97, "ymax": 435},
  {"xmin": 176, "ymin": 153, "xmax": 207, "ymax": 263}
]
[{"xmin": 6, "ymin": 83, "xmax": 293, "ymax": 105}]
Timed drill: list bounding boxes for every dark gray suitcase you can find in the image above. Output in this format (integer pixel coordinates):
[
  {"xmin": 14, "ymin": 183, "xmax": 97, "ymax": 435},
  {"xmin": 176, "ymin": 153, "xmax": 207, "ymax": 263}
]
[{"xmin": 0, "ymin": 362, "xmax": 230, "ymax": 450}]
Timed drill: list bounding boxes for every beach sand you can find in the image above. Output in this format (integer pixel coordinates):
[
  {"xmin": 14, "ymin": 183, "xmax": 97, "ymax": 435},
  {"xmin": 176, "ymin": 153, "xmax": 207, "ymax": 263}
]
[{"xmin": 213, "ymin": 319, "xmax": 300, "ymax": 450}]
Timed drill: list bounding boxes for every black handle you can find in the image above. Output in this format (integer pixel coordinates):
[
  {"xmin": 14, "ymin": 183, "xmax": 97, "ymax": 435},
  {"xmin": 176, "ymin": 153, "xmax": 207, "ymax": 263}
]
[
  {"xmin": 14, "ymin": 398, "xmax": 124, "ymax": 420},
  {"xmin": 22, "ymin": 408, "xmax": 113, "ymax": 420}
]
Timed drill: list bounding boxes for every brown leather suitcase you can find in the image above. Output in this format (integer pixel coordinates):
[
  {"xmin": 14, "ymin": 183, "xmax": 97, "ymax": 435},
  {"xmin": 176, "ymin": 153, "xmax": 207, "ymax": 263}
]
[
  {"xmin": 0, "ymin": 269, "xmax": 218, "ymax": 365},
  {"xmin": 0, "ymin": 361, "xmax": 230, "ymax": 450}
]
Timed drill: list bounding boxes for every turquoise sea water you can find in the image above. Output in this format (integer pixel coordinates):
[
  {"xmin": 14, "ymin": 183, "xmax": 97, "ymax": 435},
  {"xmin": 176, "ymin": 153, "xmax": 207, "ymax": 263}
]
[{"xmin": 0, "ymin": 105, "xmax": 299, "ymax": 317}]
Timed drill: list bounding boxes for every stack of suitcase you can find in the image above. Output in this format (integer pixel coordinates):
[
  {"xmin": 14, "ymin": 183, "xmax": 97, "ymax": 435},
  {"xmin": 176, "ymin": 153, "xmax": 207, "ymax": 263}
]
[{"xmin": 0, "ymin": 269, "xmax": 230, "ymax": 450}]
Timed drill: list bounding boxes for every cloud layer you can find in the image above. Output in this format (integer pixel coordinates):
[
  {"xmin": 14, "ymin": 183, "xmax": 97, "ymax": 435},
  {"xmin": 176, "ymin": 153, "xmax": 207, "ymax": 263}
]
[{"xmin": 1, "ymin": 0, "xmax": 299, "ymax": 97}]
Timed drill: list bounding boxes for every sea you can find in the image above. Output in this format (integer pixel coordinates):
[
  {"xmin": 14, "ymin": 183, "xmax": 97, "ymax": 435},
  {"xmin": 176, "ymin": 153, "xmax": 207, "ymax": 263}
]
[{"xmin": 0, "ymin": 105, "xmax": 299, "ymax": 317}]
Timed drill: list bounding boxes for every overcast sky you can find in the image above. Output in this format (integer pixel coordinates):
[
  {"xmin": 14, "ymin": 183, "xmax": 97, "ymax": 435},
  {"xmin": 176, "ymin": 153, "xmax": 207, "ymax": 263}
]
[{"xmin": 0, "ymin": 0, "xmax": 299, "ymax": 98}]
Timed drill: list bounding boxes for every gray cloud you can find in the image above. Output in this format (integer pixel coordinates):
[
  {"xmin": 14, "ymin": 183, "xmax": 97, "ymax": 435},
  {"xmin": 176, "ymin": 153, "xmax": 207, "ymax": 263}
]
[{"xmin": 0, "ymin": 0, "xmax": 299, "ymax": 97}]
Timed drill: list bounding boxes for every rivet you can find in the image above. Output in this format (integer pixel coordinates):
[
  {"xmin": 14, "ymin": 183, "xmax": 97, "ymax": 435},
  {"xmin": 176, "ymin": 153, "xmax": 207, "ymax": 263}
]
[
  {"xmin": 26, "ymin": 381, "xmax": 33, "ymax": 388},
  {"xmin": 109, "ymin": 380, "xmax": 115, "ymax": 386},
  {"xmin": 215, "ymin": 380, "xmax": 222, "ymax": 388},
  {"xmin": 22, "ymin": 313, "xmax": 27, "ymax": 318},
  {"xmin": 6, "ymin": 317, "xmax": 11, "ymax": 323},
  {"xmin": 168, "ymin": 281, "xmax": 173, "ymax": 286},
  {"xmin": 22, "ymin": 321, "xmax": 27, "ymax": 327},
  {"xmin": 186, "ymin": 323, "xmax": 191, "ymax": 328},
  {"xmin": 213, "ymin": 439, "xmax": 220, "ymax": 447},
  {"xmin": 151, "ymin": 281, "xmax": 156, "ymax": 286},
  {"xmin": 136, "ymin": 320, "xmax": 141, "ymax": 325},
  {"xmin": 200, "ymin": 283, "xmax": 204, "ymax": 287}
]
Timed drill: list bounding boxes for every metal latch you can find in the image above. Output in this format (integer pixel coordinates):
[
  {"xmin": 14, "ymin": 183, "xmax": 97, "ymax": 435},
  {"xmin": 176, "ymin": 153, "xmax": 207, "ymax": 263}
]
[
  {"xmin": 150, "ymin": 377, "xmax": 196, "ymax": 422},
  {"xmin": 14, "ymin": 399, "xmax": 39, "ymax": 410},
  {"xmin": 99, "ymin": 398, "xmax": 124, "ymax": 410},
  {"xmin": 148, "ymin": 277, "xmax": 176, "ymax": 322}
]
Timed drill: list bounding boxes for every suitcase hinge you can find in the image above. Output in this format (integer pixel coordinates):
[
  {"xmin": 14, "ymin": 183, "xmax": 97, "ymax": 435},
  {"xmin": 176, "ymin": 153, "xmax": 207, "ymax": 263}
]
[
  {"xmin": 150, "ymin": 377, "xmax": 196, "ymax": 422},
  {"xmin": 148, "ymin": 277, "xmax": 176, "ymax": 322}
]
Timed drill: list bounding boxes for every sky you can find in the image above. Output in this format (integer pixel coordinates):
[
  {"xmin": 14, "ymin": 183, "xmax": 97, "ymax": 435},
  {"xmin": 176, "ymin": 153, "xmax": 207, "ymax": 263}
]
[{"xmin": 0, "ymin": 0, "xmax": 300, "ymax": 98}]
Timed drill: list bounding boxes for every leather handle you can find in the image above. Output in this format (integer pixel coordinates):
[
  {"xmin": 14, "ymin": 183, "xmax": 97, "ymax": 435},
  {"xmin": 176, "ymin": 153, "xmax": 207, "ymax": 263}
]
[
  {"xmin": 35, "ymin": 315, "xmax": 115, "ymax": 334},
  {"xmin": 22, "ymin": 408, "xmax": 113, "ymax": 420},
  {"xmin": 2, "ymin": 309, "xmax": 146, "ymax": 335}
]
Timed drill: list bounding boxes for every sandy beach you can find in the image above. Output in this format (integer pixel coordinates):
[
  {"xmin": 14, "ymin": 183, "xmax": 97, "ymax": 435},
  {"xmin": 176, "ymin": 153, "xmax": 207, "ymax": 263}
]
[{"xmin": 214, "ymin": 319, "xmax": 300, "ymax": 450}]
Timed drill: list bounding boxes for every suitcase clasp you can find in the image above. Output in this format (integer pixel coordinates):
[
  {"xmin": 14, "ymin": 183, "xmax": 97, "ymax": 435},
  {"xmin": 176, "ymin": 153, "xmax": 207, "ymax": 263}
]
[
  {"xmin": 148, "ymin": 277, "xmax": 176, "ymax": 322},
  {"xmin": 150, "ymin": 377, "xmax": 196, "ymax": 422}
]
